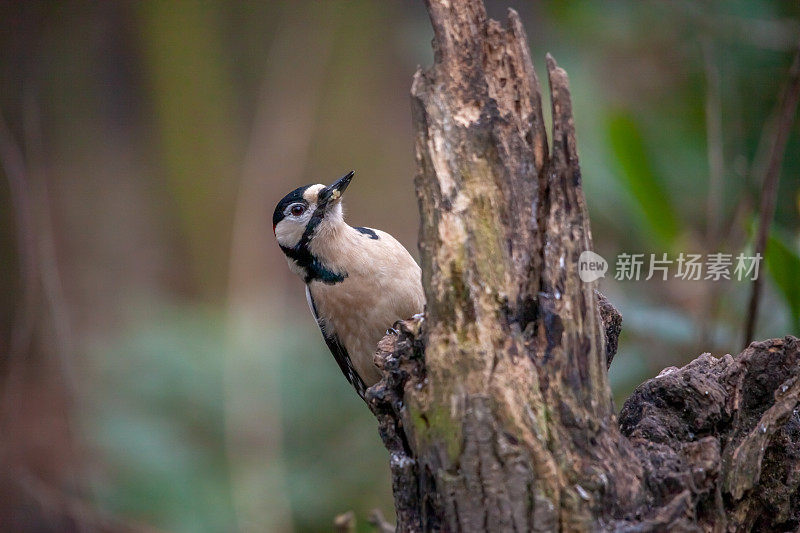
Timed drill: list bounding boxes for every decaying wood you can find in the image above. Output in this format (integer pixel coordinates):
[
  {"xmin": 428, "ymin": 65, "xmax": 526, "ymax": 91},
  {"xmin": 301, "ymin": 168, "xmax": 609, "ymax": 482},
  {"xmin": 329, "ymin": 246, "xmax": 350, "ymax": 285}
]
[
  {"xmin": 618, "ymin": 336, "xmax": 800, "ymax": 531},
  {"xmin": 366, "ymin": 1, "xmax": 800, "ymax": 531}
]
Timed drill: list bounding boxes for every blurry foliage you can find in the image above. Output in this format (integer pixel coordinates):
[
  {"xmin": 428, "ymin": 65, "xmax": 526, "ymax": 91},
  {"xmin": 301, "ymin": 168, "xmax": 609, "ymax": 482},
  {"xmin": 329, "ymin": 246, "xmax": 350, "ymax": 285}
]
[
  {"xmin": 766, "ymin": 231, "xmax": 800, "ymax": 331},
  {"xmin": 86, "ymin": 305, "xmax": 392, "ymax": 532},
  {"xmin": 86, "ymin": 306, "xmax": 235, "ymax": 532},
  {"xmin": 137, "ymin": 2, "xmax": 241, "ymax": 299},
  {"xmin": 606, "ymin": 111, "xmax": 681, "ymax": 247},
  {"xmin": 0, "ymin": 0, "xmax": 799, "ymax": 531}
]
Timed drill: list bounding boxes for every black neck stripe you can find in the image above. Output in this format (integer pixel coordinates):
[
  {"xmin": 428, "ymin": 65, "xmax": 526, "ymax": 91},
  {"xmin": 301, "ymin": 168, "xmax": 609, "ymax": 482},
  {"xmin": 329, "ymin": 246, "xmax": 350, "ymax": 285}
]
[{"xmin": 280, "ymin": 207, "xmax": 346, "ymax": 284}]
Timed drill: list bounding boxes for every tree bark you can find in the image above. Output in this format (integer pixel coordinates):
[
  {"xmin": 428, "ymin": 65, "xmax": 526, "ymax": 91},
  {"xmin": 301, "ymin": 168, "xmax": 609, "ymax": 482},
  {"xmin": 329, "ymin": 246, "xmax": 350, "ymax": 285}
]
[{"xmin": 367, "ymin": 2, "xmax": 800, "ymax": 532}]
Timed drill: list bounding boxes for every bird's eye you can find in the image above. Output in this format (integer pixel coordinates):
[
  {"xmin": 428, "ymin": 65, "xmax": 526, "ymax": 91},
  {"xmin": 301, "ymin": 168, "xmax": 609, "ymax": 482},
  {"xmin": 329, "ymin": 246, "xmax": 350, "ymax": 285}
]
[{"xmin": 290, "ymin": 205, "xmax": 305, "ymax": 217}]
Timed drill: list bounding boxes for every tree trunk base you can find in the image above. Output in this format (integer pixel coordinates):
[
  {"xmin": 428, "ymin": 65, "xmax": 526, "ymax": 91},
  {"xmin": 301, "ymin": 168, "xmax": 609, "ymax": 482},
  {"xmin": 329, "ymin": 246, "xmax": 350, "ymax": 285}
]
[{"xmin": 372, "ymin": 326, "xmax": 800, "ymax": 532}]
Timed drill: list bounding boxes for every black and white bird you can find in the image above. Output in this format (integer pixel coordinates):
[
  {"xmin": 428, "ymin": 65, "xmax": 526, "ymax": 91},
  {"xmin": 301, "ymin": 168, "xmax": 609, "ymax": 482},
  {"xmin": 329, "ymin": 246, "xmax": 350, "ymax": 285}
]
[{"xmin": 273, "ymin": 171, "xmax": 424, "ymax": 399}]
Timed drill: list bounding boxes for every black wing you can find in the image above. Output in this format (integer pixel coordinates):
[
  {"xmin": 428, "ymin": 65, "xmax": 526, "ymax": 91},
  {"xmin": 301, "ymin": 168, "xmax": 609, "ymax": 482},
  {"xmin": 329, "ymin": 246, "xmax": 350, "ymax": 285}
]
[{"xmin": 306, "ymin": 286, "xmax": 368, "ymax": 400}]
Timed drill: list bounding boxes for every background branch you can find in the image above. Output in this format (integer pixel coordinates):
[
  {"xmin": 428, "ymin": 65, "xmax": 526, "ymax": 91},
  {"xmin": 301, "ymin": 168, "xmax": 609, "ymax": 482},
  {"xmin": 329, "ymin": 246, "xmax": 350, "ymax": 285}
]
[{"xmin": 743, "ymin": 39, "xmax": 800, "ymax": 346}]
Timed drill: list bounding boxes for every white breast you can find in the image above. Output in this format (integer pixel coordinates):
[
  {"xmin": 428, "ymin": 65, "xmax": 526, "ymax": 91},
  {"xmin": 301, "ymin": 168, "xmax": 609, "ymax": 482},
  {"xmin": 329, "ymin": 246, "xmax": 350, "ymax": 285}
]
[{"xmin": 307, "ymin": 227, "xmax": 424, "ymax": 386}]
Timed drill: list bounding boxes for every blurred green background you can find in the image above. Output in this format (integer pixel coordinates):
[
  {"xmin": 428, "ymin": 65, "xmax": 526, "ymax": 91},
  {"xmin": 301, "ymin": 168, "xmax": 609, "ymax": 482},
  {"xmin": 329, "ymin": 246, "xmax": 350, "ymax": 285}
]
[{"xmin": 1, "ymin": 1, "xmax": 798, "ymax": 532}]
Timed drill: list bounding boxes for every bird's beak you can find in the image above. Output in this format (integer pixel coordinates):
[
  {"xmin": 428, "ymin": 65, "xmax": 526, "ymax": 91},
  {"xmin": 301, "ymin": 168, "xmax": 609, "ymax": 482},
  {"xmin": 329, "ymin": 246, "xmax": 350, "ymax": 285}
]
[{"xmin": 319, "ymin": 170, "xmax": 354, "ymax": 208}]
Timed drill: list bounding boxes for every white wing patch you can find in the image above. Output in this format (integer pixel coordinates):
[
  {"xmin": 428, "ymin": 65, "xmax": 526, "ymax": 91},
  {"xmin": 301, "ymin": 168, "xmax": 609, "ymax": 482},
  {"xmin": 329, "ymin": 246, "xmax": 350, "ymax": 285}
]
[
  {"xmin": 305, "ymin": 285, "xmax": 318, "ymax": 323},
  {"xmin": 306, "ymin": 285, "xmax": 327, "ymax": 330}
]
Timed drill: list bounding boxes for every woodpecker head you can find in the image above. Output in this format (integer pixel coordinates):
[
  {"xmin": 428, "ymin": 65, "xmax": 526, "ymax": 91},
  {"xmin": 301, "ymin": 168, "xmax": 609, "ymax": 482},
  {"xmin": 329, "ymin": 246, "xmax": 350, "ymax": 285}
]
[{"xmin": 273, "ymin": 170, "xmax": 354, "ymax": 251}]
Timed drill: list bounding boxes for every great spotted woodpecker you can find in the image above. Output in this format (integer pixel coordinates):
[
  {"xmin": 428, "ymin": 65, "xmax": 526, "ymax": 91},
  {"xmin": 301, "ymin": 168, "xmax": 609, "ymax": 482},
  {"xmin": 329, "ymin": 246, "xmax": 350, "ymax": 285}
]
[{"xmin": 273, "ymin": 171, "xmax": 424, "ymax": 399}]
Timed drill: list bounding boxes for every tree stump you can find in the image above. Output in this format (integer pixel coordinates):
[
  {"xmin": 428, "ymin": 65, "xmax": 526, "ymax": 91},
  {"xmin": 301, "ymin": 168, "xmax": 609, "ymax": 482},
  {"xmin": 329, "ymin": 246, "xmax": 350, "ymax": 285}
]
[{"xmin": 367, "ymin": 2, "xmax": 800, "ymax": 531}]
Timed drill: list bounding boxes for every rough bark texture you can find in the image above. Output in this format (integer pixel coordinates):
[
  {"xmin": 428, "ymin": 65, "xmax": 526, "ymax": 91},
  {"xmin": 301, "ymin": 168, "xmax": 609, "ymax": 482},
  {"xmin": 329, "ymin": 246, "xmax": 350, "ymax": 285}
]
[
  {"xmin": 366, "ymin": 2, "xmax": 800, "ymax": 532},
  {"xmin": 617, "ymin": 336, "xmax": 800, "ymax": 532}
]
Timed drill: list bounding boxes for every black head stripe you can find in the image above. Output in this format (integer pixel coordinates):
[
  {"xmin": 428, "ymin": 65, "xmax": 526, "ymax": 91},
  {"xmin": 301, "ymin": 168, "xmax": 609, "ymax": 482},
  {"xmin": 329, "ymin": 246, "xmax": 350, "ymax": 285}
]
[
  {"xmin": 273, "ymin": 185, "xmax": 309, "ymax": 228},
  {"xmin": 298, "ymin": 203, "xmax": 326, "ymax": 245}
]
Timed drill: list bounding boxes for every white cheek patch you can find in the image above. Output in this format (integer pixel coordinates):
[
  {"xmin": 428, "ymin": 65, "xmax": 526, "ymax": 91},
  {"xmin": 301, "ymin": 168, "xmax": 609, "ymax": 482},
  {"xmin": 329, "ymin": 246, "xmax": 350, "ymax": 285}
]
[
  {"xmin": 274, "ymin": 218, "xmax": 306, "ymax": 248},
  {"xmin": 303, "ymin": 184, "xmax": 325, "ymax": 203}
]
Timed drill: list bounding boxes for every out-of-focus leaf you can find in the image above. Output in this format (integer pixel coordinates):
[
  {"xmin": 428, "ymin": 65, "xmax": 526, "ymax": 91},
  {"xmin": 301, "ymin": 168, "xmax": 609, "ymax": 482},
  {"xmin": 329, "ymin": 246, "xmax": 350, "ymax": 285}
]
[
  {"xmin": 607, "ymin": 111, "xmax": 681, "ymax": 246},
  {"xmin": 765, "ymin": 231, "xmax": 800, "ymax": 332}
]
